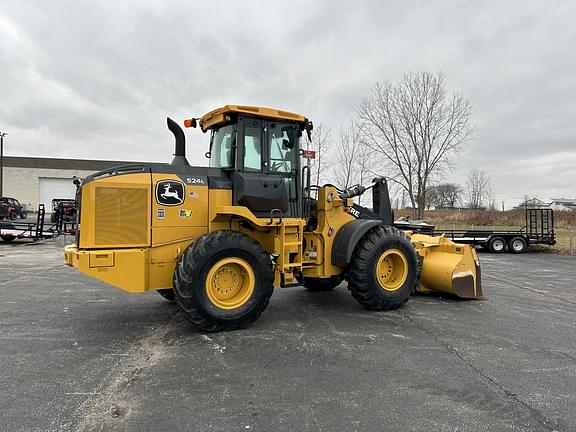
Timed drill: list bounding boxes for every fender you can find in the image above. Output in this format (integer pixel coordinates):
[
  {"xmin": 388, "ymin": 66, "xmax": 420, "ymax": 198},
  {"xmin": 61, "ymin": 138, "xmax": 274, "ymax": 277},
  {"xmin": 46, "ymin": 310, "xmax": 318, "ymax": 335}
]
[{"xmin": 331, "ymin": 219, "xmax": 383, "ymax": 268}]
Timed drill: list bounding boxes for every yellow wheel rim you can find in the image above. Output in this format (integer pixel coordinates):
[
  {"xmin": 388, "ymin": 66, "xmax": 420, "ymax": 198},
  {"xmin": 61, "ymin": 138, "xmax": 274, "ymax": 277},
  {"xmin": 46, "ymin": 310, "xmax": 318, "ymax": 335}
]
[
  {"xmin": 205, "ymin": 257, "xmax": 255, "ymax": 310},
  {"xmin": 375, "ymin": 249, "xmax": 409, "ymax": 292}
]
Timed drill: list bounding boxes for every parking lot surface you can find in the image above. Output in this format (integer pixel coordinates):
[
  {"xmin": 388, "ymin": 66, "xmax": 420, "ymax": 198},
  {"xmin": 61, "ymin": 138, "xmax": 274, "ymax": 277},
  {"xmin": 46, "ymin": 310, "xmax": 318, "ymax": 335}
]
[{"xmin": 1, "ymin": 238, "xmax": 575, "ymax": 431}]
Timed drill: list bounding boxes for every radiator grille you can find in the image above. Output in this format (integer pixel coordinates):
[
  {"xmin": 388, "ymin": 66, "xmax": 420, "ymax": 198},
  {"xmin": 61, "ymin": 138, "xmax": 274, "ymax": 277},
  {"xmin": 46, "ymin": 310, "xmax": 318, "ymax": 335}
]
[{"xmin": 94, "ymin": 187, "xmax": 149, "ymax": 246}]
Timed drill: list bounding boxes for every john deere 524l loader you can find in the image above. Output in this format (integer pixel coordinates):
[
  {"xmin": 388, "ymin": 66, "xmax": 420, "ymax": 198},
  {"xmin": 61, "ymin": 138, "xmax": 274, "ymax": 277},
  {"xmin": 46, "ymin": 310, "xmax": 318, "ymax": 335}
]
[{"xmin": 64, "ymin": 105, "xmax": 482, "ymax": 331}]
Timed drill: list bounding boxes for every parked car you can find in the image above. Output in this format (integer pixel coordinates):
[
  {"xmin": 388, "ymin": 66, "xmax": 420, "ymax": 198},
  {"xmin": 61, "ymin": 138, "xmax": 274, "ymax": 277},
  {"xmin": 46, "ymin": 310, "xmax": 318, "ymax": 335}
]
[
  {"xmin": 0, "ymin": 197, "xmax": 27, "ymax": 220},
  {"xmin": 51, "ymin": 199, "xmax": 77, "ymax": 223},
  {"xmin": 0, "ymin": 201, "xmax": 9, "ymax": 220}
]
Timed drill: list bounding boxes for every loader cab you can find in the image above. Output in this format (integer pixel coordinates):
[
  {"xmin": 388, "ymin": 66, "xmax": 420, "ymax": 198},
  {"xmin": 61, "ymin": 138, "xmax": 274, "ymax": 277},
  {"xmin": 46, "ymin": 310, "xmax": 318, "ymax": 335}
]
[{"xmin": 204, "ymin": 107, "xmax": 306, "ymax": 218}]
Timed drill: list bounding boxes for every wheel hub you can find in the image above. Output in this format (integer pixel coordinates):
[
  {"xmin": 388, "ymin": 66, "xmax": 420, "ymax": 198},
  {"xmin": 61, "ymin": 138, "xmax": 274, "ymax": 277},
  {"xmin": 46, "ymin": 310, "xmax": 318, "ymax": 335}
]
[
  {"xmin": 493, "ymin": 240, "xmax": 505, "ymax": 250},
  {"xmin": 375, "ymin": 249, "xmax": 409, "ymax": 292},
  {"xmin": 206, "ymin": 258, "xmax": 255, "ymax": 309}
]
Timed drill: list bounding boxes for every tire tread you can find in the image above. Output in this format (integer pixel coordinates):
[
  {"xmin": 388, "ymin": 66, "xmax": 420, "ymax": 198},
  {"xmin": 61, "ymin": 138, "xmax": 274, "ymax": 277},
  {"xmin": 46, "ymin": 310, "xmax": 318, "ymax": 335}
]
[
  {"xmin": 346, "ymin": 226, "xmax": 419, "ymax": 311},
  {"xmin": 174, "ymin": 231, "xmax": 274, "ymax": 332}
]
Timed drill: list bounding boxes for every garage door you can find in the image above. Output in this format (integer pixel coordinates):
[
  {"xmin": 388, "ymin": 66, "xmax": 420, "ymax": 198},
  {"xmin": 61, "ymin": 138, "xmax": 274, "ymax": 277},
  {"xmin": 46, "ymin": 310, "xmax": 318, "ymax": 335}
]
[{"xmin": 39, "ymin": 178, "xmax": 77, "ymax": 211}]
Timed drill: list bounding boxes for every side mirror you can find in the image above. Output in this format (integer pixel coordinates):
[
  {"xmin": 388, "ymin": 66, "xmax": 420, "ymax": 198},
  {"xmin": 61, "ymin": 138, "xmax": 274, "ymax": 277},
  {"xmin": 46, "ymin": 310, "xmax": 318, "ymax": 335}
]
[{"xmin": 304, "ymin": 120, "xmax": 313, "ymax": 142}]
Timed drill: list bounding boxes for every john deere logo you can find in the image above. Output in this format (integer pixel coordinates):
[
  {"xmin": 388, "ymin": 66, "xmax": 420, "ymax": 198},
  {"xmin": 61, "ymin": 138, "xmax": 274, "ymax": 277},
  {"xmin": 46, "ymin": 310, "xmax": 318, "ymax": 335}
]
[{"xmin": 156, "ymin": 180, "xmax": 185, "ymax": 206}]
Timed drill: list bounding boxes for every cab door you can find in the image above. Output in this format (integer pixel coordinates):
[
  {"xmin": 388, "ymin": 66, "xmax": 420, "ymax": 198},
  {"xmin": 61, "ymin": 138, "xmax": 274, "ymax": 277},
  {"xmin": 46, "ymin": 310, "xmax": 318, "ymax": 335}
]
[
  {"xmin": 232, "ymin": 116, "xmax": 300, "ymax": 218},
  {"xmin": 264, "ymin": 120, "xmax": 301, "ymax": 218}
]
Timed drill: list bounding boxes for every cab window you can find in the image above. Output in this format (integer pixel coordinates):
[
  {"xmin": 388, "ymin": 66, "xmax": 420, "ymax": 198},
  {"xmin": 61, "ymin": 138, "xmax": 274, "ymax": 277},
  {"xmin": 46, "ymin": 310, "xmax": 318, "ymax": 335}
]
[
  {"xmin": 210, "ymin": 125, "xmax": 235, "ymax": 169},
  {"xmin": 268, "ymin": 123, "xmax": 296, "ymax": 173},
  {"xmin": 244, "ymin": 126, "xmax": 262, "ymax": 172}
]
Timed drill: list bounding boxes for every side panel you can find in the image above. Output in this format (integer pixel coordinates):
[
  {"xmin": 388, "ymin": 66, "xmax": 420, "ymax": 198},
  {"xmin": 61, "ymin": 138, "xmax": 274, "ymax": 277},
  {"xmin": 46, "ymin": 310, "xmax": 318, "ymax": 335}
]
[
  {"xmin": 149, "ymin": 173, "xmax": 211, "ymax": 290},
  {"xmin": 302, "ymin": 186, "xmax": 357, "ymax": 278},
  {"xmin": 150, "ymin": 173, "xmax": 209, "ymax": 245}
]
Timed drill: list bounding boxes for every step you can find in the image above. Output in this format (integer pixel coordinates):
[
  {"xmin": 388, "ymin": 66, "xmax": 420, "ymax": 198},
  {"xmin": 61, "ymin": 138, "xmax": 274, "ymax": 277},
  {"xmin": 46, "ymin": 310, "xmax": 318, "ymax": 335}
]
[{"xmin": 282, "ymin": 263, "xmax": 303, "ymax": 269}]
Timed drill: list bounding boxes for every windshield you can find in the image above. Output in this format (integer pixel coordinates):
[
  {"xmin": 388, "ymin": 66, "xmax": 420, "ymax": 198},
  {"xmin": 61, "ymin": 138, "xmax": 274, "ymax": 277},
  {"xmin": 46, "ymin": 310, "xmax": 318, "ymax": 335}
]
[{"xmin": 210, "ymin": 125, "xmax": 235, "ymax": 169}]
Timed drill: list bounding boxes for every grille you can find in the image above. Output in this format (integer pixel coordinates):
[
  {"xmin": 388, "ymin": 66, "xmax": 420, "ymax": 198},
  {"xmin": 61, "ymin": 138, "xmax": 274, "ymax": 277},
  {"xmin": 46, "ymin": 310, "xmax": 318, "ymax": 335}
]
[{"xmin": 94, "ymin": 187, "xmax": 149, "ymax": 246}]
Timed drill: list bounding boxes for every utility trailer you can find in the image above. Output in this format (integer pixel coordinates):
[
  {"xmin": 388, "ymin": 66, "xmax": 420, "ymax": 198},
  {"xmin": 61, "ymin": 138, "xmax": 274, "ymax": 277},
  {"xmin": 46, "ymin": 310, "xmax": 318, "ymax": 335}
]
[
  {"xmin": 434, "ymin": 208, "xmax": 555, "ymax": 254},
  {"xmin": 0, "ymin": 203, "xmax": 76, "ymax": 242}
]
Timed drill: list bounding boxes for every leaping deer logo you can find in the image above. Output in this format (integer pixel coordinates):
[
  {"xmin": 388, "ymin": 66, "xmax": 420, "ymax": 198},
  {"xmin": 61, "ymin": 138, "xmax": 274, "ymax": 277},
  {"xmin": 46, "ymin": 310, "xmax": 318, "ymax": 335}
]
[
  {"xmin": 160, "ymin": 184, "xmax": 181, "ymax": 201},
  {"xmin": 156, "ymin": 181, "xmax": 184, "ymax": 205}
]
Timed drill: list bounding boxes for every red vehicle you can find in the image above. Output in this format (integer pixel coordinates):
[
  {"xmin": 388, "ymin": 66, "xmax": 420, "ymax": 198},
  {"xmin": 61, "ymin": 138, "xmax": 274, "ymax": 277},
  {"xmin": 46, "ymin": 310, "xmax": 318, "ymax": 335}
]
[
  {"xmin": 50, "ymin": 199, "xmax": 77, "ymax": 223},
  {"xmin": 0, "ymin": 197, "xmax": 27, "ymax": 220}
]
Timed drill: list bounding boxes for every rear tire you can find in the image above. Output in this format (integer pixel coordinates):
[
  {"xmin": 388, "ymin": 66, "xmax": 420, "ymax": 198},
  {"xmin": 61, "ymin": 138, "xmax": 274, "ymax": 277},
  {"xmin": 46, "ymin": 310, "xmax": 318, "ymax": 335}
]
[
  {"xmin": 346, "ymin": 226, "xmax": 419, "ymax": 311},
  {"xmin": 1, "ymin": 234, "xmax": 15, "ymax": 243},
  {"xmin": 173, "ymin": 231, "xmax": 274, "ymax": 332},
  {"xmin": 303, "ymin": 275, "xmax": 343, "ymax": 291},
  {"xmin": 508, "ymin": 236, "xmax": 528, "ymax": 254},
  {"xmin": 488, "ymin": 236, "xmax": 506, "ymax": 253}
]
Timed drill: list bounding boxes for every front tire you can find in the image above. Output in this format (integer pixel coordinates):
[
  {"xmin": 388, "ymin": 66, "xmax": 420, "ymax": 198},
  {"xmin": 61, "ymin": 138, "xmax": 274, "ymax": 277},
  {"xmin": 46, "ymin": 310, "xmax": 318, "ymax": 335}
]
[
  {"xmin": 346, "ymin": 226, "xmax": 419, "ymax": 311},
  {"xmin": 173, "ymin": 231, "xmax": 274, "ymax": 332},
  {"xmin": 19, "ymin": 211, "xmax": 27, "ymax": 219}
]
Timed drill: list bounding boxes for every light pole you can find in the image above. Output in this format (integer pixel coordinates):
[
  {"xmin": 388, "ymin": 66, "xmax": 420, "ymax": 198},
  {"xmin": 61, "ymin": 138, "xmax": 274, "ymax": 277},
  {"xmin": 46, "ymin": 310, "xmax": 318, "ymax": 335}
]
[{"xmin": 0, "ymin": 131, "xmax": 6, "ymax": 197}]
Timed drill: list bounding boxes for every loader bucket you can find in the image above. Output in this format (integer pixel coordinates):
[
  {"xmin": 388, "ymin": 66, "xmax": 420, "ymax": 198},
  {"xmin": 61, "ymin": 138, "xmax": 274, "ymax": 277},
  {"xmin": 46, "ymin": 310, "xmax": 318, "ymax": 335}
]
[{"xmin": 408, "ymin": 233, "xmax": 484, "ymax": 299}]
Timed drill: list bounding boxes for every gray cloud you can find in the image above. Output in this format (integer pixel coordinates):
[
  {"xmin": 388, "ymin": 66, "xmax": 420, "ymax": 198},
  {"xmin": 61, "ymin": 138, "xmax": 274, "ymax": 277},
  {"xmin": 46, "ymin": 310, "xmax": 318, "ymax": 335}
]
[{"xmin": 1, "ymin": 0, "xmax": 575, "ymax": 205}]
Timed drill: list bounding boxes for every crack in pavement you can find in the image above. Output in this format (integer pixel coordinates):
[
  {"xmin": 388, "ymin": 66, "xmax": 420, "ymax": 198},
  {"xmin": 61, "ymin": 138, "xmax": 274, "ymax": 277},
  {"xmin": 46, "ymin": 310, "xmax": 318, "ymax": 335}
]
[{"xmin": 405, "ymin": 313, "xmax": 562, "ymax": 432}]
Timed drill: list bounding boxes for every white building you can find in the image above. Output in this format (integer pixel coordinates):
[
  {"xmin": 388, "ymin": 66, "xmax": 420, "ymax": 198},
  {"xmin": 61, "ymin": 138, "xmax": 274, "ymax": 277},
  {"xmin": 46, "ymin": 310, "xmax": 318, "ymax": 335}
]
[
  {"xmin": 2, "ymin": 156, "xmax": 137, "ymax": 212},
  {"xmin": 549, "ymin": 198, "xmax": 576, "ymax": 211}
]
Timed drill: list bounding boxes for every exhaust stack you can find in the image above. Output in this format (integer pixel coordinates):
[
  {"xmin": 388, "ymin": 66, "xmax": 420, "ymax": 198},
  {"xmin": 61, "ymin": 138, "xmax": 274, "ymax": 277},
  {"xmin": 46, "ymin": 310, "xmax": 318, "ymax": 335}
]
[{"xmin": 167, "ymin": 117, "xmax": 190, "ymax": 166}]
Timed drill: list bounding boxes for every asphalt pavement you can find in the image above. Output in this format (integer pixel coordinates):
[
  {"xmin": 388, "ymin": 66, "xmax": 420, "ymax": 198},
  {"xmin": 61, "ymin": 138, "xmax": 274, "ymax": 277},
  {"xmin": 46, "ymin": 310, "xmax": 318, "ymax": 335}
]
[{"xmin": 1, "ymin": 238, "xmax": 575, "ymax": 431}]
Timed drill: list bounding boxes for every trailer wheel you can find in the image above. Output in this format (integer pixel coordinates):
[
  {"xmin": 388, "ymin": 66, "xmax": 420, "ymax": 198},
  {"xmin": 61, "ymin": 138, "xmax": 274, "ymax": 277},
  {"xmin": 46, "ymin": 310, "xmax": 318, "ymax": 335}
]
[
  {"xmin": 487, "ymin": 236, "xmax": 507, "ymax": 253},
  {"xmin": 508, "ymin": 236, "xmax": 527, "ymax": 254},
  {"xmin": 1, "ymin": 234, "xmax": 15, "ymax": 243},
  {"xmin": 346, "ymin": 226, "xmax": 419, "ymax": 311},
  {"xmin": 173, "ymin": 231, "xmax": 274, "ymax": 332},
  {"xmin": 303, "ymin": 275, "xmax": 343, "ymax": 291}
]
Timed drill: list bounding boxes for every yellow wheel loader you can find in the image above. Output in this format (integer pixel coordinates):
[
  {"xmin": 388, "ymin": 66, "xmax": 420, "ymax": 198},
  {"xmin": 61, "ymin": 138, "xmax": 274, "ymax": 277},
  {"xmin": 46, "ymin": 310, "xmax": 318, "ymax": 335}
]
[{"xmin": 64, "ymin": 105, "xmax": 482, "ymax": 332}]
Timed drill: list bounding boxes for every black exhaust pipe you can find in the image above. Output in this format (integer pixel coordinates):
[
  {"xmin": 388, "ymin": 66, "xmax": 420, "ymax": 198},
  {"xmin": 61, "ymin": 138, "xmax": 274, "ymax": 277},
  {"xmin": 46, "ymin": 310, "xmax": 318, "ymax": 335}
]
[{"xmin": 167, "ymin": 117, "xmax": 190, "ymax": 166}]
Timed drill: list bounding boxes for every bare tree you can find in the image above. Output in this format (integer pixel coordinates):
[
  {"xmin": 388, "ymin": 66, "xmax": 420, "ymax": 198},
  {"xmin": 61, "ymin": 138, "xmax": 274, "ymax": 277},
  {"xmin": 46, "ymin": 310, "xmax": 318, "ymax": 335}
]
[
  {"xmin": 355, "ymin": 137, "xmax": 372, "ymax": 205},
  {"xmin": 428, "ymin": 183, "xmax": 462, "ymax": 208},
  {"xmin": 465, "ymin": 170, "xmax": 493, "ymax": 209},
  {"xmin": 308, "ymin": 122, "xmax": 331, "ymax": 187},
  {"xmin": 357, "ymin": 71, "xmax": 474, "ymax": 218},
  {"xmin": 333, "ymin": 124, "xmax": 359, "ymax": 190},
  {"xmin": 332, "ymin": 122, "xmax": 373, "ymax": 204},
  {"xmin": 426, "ymin": 186, "xmax": 438, "ymax": 210}
]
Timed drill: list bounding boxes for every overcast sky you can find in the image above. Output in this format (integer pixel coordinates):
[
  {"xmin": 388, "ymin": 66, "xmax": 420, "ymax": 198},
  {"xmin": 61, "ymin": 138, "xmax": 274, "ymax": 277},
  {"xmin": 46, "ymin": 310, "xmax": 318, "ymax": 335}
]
[{"xmin": 1, "ymin": 0, "xmax": 575, "ymax": 207}]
